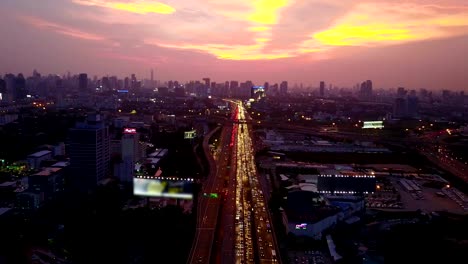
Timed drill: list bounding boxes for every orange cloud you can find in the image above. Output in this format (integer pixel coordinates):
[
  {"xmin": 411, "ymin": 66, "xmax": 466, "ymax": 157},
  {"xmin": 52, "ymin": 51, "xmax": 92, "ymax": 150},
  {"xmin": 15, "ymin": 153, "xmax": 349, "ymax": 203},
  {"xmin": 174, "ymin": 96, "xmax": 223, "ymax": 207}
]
[
  {"xmin": 145, "ymin": 39, "xmax": 293, "ymax": 60},
  {"xmin": 73, "ymin": 0, "xmax": 175, "ymax": 15},
  {"xmin": 21, "ymin": 16, "xmax": 104, "ymax": 41},
  {"xmin": 309, "ymin": 3, "xmax": 468, "ymax": 47}
]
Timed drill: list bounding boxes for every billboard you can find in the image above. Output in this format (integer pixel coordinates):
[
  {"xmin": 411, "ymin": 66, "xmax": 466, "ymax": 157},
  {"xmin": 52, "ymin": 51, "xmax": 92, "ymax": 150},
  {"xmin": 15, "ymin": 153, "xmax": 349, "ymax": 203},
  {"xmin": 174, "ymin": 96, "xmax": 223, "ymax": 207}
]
[
  {"xmin": 295, "ymin": 223, "xmax": 307, "ymax": 230},
  {"xmin": 134, "ymin": 178, "xmax": 193, "ymax": 199},
  {"xmin": 184, "ymin": 130, "xmax": 197, "ymax": 139},
  {"xmin": 318, "ymin": 175, "xmax": 376, "ymax": 194},
  {"xmin": 123, "ymin": 128, "xmax": 137, "ymax": 134},
  {"xmin": 362, "ymin": 121, "xmax": 384, "ymax": 129}
]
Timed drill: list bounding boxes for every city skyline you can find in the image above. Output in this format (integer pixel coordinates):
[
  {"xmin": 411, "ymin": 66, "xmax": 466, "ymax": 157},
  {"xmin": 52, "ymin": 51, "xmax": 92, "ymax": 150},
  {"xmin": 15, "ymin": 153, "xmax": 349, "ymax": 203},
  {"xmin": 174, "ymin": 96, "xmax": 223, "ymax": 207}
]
[{"xmin": 1, "ymin": 0, "xmax": 468, "ymax": 89}]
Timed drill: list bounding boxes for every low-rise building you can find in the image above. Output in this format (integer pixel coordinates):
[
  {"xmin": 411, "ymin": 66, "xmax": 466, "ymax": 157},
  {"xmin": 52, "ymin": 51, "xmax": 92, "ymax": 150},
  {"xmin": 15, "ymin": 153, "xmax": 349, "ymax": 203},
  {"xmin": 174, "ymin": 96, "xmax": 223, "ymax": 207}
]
[{"xmin": 27, "ymin": 150, "xmax": 52, "ymax": 170}]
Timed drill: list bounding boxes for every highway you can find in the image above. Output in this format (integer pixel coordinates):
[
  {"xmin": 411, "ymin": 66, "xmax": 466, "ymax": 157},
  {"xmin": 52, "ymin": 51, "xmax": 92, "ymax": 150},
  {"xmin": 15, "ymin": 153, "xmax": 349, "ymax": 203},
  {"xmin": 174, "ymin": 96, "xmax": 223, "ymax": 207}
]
[
  {"xmin": 188, "ymin": 101, "xmax": 280, "ymax": 264},
  {"xmin": 232, "ymin": 101, "xmax": 280, "ymax": 264},
  {"xmin": 188, "ymin": 125, "xmax": 231, "ymax": 264}
]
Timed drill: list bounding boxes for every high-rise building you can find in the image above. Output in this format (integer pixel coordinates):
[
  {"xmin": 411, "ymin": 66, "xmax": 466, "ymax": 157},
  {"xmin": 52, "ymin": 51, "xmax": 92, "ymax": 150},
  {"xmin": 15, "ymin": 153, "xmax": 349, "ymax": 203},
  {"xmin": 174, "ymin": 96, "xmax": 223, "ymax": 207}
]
[
  {"xmin": 131, "ymin": 74, "xmax": 137, "ymax": 89},
  {"xmin": 203, "ymin": 78, "xmax": 210, "ymax": 88},
  {"xmin": 360, "ymin": 80, "xmax": 373, "ymax": 99},
  {"xmin": 264, "ymin": 82, "xmax": 269, "ymax": 92},
  {"xmin": 0, "ymin": 78, "xmax": 5, "ymax": 102},
  {"xmin": 319, "ymin": 81, "xmax": 325, "ymax": 97},
  {"xmin": 397, "ymin": 87, "xmax": 407, "ymax": 98},
  {"xmin": 124, "ymin": 77, "xmax": 130, "ymax": 89},
  {"xmin": 393, "ymin": 98, "xmax": 407, "ymax": 118},
  {"xmin": 119, "ymin": 129, "xmax": 140, "ymax": 183},
  {"xmin": 68, "ymin": 114, "xmax": 110, "ymax": 192},
  {"xmin": 229, "ymin": 81, "xmax": 239, "ymax": 97},
  {"xmin": 78, "ymin": 73, "xmax": 88, "ymax": 91},
  {"xmin": 407, "ymin": 95, "xmax": 419, "ymax": 118},
  {"xmin": 4, "ymin": 74, "xmax": 16, "ymax": 103},
  {"xmin": 280, "ymin": 81, "xmax": 288, "ymax": 95},
  {"xmin": 101, "ymin": 76, "xmax": 110, "ymax": 91}
]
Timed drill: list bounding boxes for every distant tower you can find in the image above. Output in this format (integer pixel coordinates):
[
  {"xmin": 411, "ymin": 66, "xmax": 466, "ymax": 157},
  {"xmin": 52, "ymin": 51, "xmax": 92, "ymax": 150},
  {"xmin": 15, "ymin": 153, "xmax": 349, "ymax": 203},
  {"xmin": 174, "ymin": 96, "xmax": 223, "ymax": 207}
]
[
  {"xmin": 203, "ymin": 78, "xmax": 210, "ymax": 88},
  {"xmin": 393, "ymin": 98, "xmax": 407, "ymax": 118},
  {"xmin": 319, "ymin": 81, "xmax": 325, "ymax": 97},
  {"xmin": 131, "ymin": 74, "xmax": 137, "ymax": 89},
  {"xmin": 280, "ymin": 81, "xmax": 288, "ymax": 95},
  {"xmin": 79, "ymin": 73, "xmax": 88, "ymax": 91},
  {"xmin": 360, "ymin": 80, "xmax": 373, "ymax": 99},
  {"xmin": 150, "ymin": 69, "xmax": 154, "ymax": 87}
]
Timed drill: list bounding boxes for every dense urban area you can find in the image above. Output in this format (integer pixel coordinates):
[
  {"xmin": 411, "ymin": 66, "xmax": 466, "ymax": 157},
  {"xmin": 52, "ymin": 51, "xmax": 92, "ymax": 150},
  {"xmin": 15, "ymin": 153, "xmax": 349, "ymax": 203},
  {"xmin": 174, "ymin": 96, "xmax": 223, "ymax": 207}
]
[{"xmin": 0, "ymin": 72, "xmax": 467, "ymax": 264}]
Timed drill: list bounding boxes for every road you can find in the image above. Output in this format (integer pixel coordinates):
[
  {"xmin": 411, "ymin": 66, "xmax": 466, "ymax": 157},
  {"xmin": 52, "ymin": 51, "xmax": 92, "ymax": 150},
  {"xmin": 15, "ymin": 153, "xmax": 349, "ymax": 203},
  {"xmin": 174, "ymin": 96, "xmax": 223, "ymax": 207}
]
[
  {"xmin": 188, "ymin": 101, "xmax": 281, "ymax": 264},
  {"xmin": 188, "ymin": 125, "xmax": 229, "ymax": 264},
  {"xmin": 231, "ymin": 101, "xmax": 280, "ymax": 264}
]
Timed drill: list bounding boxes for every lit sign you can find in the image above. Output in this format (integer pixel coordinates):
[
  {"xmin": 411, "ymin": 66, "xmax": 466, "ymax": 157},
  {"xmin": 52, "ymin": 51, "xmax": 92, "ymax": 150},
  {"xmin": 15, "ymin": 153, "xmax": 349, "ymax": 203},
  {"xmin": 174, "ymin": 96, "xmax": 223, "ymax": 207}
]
[
  {"xmin": 184, "ymin": 130, "xmax": 197, "ymax": 139},
  {"xmin": 133, "ymin": 178, "xmax": 193, "ymax": 199},
  {"xmin": 295, "ymin": 223, "xmax": 307, "ymax": 230},
  {"xmin": 117, "ymin": 89, "xmax": 129, "ymax": 93},
  {"xmin": 123, "ymin": 128, "xmax": 137, "ymax": 134},
  {"xmin": 362, "ymin": 121, "xmax": 384, "ymax": 129}
]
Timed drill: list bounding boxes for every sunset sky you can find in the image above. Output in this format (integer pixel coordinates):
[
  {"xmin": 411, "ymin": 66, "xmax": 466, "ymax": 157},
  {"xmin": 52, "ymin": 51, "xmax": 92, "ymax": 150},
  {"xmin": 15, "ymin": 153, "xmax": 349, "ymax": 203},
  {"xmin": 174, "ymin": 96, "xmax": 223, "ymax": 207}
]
[{"xmin": 1, "ymin": 0, "xmax": 467, "ymax": 90}]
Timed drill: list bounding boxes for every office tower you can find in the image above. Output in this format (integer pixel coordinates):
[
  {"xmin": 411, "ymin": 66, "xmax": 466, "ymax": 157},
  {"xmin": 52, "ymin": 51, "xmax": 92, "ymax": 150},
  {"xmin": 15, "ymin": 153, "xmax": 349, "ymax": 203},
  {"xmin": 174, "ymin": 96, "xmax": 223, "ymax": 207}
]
[
  {"xmin": 151, "ymin": 69, "xmax": 154, "ymax": 86},
  {"xmin": 0, "ymin": 78, "xmax": 5, "ymax": 102},
  {"xmin": 397, "ymin": 87, "xmax": 407, "ymax": 98},
  {"xmin": 102, "ymin": 76, "xmax": 110, "ymax": 91},
  {"xmin": 120, "ymin": 129, "xmax": 140, "ymax": 183},
  {"xmin": 78, "ymin": 73, "xmax": 88, "ymax": 91},
  {"xmin": 203, "ymin": 78, "xmax": 210, "ymax": 95},
  {"xmin": 366, "ymin": 80, "xmax": 372, "ymax": 93},
  {"xmin": 15, "ymin": 73, "xmax": 27, "ymax": 100},
  {"xmin": 124, "ymin": 77, "xmax": 130, "ymax": 89},
  {"xmin": 407, "ymin": 95, "xmax": 419, "ymax": 118},
  {"xmin": 360, "ymin": 80, "xmax": 373, "ymax": 99},
  {"xmin": 109, "ymin": 76, "xmax": 118, "ymax": 90},
  {"xmin": 3, "ymin": 74, "xmax": 16, "ymax": 103},
  {"xmin": 68, "ymin": 114, "xmax": 110, "ymax": 192},
  {"xmin": 320, "ymin": 81, "xmax": 325, "ymax": 97},
  {"xmin": 270, "ymin": 83, "xmax": 279, "ymax": 96},
  {"xmin": 264, "ymin": 82, "xmax": 269, "ymax": 92},
  {"xmin": 229, "ymin": 81, "xmax": 239, "ymax": 97},
  {"xmin": 393, "ymin": 98, "xmax": 407, "ymax": 118},
  {"xmin": 244, "ymin": 80, "xmax": 254, "ymax": 98},
  {"xmin": 280, "ymin": 81, "xmax": 288, "ymax": 95},
  {"xmin": 131, "ymin": 74, "xmax": 137, "ymax": 89}
]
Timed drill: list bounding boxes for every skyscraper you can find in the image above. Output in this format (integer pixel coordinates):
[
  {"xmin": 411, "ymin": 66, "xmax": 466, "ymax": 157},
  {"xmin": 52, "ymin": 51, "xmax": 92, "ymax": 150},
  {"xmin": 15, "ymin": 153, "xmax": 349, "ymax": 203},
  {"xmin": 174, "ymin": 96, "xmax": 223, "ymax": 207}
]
[
  {"xmin": 78, "ymin": 73, "xmax": 88, "ymax": 91},
  {"xmin": 68, "ymin": 114, "xmax": 110, "ymax": 192},
  {"xmin": 320, "ymin": 81, "xmax": 325, "ymax": 97},
  {"xmin": 280, "ymin": 81, "xmax": 288, "ymax": 96},
  {"xmin": 120, "ymin": 129, "xmax": 140, "ymax": 183},
  {"xmin": 360, "ymin": 80, "xmax": 373, "ymax": 99},
  {"xmin": 393, "ymin": 98, "xmax": 407, "ymax": 118},
  {"xmin": 0, "ymin": 78, "xmax": 6, "ymax": 102},
  {"xmin": 131, "ymin": 74, "xmax": 137, "ymax": 89}
]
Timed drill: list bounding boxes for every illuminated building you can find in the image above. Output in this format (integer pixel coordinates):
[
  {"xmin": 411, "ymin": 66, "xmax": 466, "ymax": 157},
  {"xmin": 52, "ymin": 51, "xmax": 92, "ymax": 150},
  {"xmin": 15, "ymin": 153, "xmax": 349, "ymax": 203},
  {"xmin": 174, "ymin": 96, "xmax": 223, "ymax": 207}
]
[{"xmin": 317, "ymin": 174, "xmax": 376, "ymax": 194}]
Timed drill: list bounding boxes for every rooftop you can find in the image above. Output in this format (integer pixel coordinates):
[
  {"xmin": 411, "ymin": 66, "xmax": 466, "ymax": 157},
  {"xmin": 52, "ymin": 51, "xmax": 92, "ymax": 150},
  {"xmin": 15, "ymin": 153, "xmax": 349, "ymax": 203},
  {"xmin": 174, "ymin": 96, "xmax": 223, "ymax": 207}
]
[
  {"xmin": 32, "ymin": 167, "xmax": 62, "ymax": 176},
  {"xmin": 0, "ymin": 208, "xmax": 12, "ymax": 216},
  {"xmin": 28, "ymin": 150, "xmax": 52, "ymax": 158}
]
